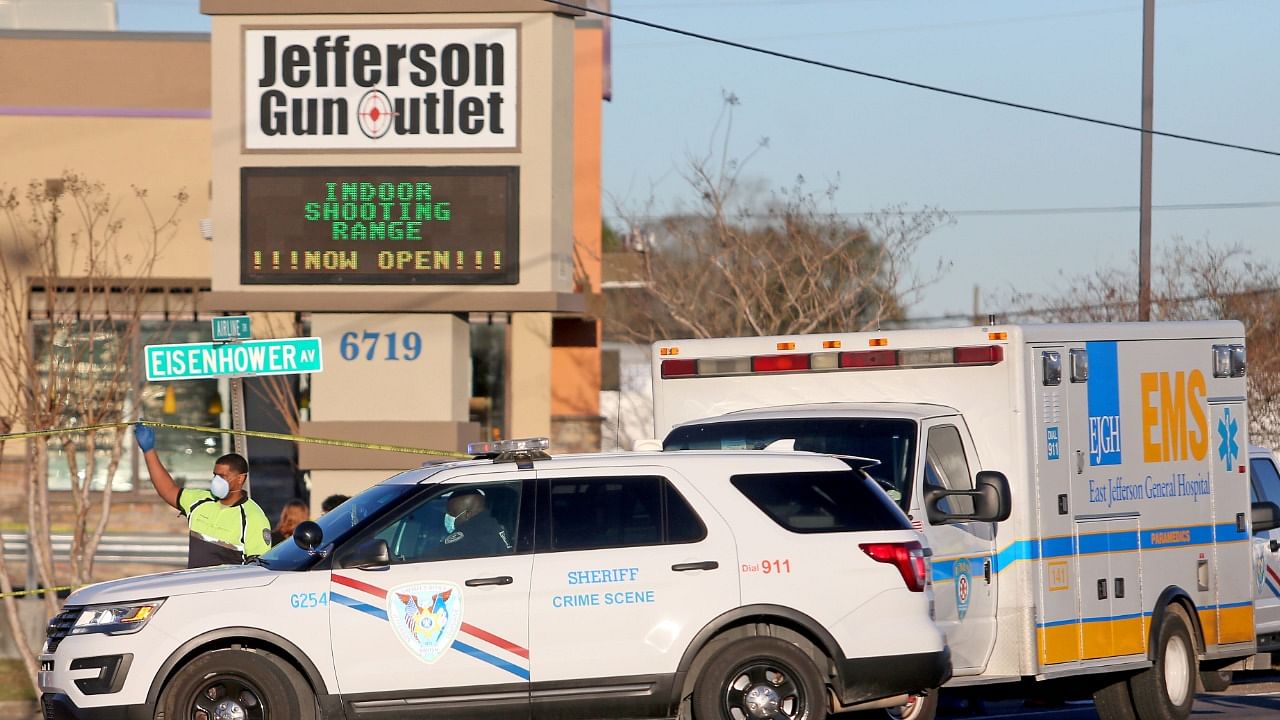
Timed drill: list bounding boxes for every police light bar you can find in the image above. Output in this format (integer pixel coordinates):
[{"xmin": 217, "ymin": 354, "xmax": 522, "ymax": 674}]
[
  {"xmin": 467, "ymin": 437, "xmax": 550, "ymax": 455},
  {"xmin": 659, "ymin": 344, "xmax": 1004, "ymax": 380}
]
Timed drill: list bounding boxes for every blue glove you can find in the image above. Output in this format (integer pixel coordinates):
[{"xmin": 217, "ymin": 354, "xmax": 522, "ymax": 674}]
[{"xmin": 134, "ymin": 423, "xmax": 155, "ymax": 453}]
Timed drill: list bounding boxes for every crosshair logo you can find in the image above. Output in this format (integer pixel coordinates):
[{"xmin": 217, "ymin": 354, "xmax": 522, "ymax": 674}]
[{"xmin": 357, "ymin": 90, "xmax": 396, "ymax": 139}]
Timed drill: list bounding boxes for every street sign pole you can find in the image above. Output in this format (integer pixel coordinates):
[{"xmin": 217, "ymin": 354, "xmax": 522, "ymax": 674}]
[
  {"xmin": 230, "ymin": 376, "xmax": 248, "ymax": 466},
  {"xmin": 213, "ymin": 316, "xmax": 254, "ymax": 466}
]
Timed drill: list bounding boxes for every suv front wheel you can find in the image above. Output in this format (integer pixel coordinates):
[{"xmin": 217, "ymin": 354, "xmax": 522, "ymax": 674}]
[
  {"xmin": 692, "ymin": 636, "xmax": 827, "ymax": 720},
  {"xmin": 158, "ymin": 647, "xmax": 316, "ymax": 720}
]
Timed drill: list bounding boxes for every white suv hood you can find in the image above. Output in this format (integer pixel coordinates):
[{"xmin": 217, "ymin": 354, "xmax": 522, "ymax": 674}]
[{"xmin": 67, "ymin": 564, "xmax": 278, "ymax": 606}]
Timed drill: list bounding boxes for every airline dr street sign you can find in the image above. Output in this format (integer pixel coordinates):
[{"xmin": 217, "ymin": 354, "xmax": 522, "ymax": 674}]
[{"xmin": 145, "ymin": 338, "xmax": 323, "ymax": 381}]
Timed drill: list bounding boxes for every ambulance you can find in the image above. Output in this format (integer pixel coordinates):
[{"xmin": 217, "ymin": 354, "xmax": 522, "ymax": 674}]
[{"xmin": 651, "ymin": 322, "xmax": 1280, "ymax": 720}]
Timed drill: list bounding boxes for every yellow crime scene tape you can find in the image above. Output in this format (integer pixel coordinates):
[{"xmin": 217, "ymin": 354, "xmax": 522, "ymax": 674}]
[
  {"xmin": 0, "ymin": 420, "xmax": 474, "ymax": 459},
  {"xmin": 0, "ymin": 422, "xmax": 476, "ymax": 599},
  {"xmin": 0, "ymin": 585, "xmax": 78, "ymax": 599}
]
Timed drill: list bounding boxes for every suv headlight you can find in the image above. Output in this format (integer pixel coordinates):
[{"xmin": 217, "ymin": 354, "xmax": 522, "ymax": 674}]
[{"xmin": 71, "ymin": 600, "xmax": 164, "ymax": 636}]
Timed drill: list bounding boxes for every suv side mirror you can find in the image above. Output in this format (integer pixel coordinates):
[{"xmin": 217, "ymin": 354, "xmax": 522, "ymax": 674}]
[
  {"xmin": 293, "ymin": 521, "xmax": 323, "ymax": 552},
  {"xmin": 339, "ymin": 539, "xmax": 391, "ymax": 570},
  {"xmin": 924, "ymin": 471, "xmax": 1012, "ymax": 525},
  {"xmin": 1252, "ymin": 501, "xmax": 1280, "ymax": 533}
]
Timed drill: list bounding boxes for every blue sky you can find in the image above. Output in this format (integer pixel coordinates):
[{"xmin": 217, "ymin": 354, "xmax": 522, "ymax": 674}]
[{"xmin": 120, "ymin": 0, "xmax": 1280, "ymax": 321}]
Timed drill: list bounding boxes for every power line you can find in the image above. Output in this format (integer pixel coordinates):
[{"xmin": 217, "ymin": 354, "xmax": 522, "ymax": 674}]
[
  {"xmin": 905, "ymin": 283, "xmax": 1280, "ymax": 325},
  {"xmin": 604, "ymin": 199, "xmax": 1280, "ymax": 222},
  {"xmin": 547, "ymin": 0, "xmax": 1280, "ymax": 158},
  {"xmin": 935, "ymin": 200, "xmax": 1280, "ymax": 218},
  {"xmin": 617, "ymin": 0, "xmax": 1230, "ymax": 48},
  {"xmin": 621, "ymin": 0, "xmax": 884, "ymax": 9}
]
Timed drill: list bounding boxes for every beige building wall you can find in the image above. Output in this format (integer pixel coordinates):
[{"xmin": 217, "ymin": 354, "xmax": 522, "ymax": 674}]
[
  {"xmin": 0, "ymin": 33, "xmax": 213, "ymax": 280},
  {"xmin": 0, "ymin": 6, "xmax": 604, "ymax": 564},
  {"xmin": 0, "ymin": 34, "xmax": 218, "ymax": 573}
]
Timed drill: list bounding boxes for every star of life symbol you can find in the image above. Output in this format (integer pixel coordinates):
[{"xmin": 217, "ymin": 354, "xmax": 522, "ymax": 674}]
[
  {"xmin": 954, "ymin": 558, "xmax": 972, "ymax": 620},
  {"xmin": 387, "ymin": 581, "xmax": 463, "ymax": 663},
  {"xmin": 1217, "ymin": 407, "xmax": 1240, "ymax": 472},
  {"xmin": 357, "ymin": 90, "xmax": 396, "ymax": 139}
]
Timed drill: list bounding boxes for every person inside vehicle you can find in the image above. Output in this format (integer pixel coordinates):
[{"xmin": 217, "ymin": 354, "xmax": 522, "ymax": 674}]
[
  {"xmin": 438, "ymin": 489, "xmax": 512, "ymax": 558},
  {"xmin": 135, "ymin": 423, "xmax": 271, "ymax": 568},
  {"xmin": 321, "ymin": 493, "xmax": 350, "ymax": 515}
]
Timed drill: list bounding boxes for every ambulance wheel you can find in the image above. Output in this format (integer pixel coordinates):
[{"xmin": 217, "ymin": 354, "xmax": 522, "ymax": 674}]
[
  {"xmin": 1128, "ymin": 605, "xmax": 1196, "ymax": 720},
  {"xmin": 692, "ymin": 636, "xmax": 827, "ymax": 720},
  {"xmin": 159, "ymin": 647, "xmax": 316, "ymax": 720},
  {"xmin": 1092, "ymin": 674, "xmax": 1138, "ymax": 720},
  {"xmin": 1198, "ymin": 669, "xmax": 1232, "ymax": 692},
  {"xmin": 887, "ymin": 690, "xmax": 937, "ymax": 720}
]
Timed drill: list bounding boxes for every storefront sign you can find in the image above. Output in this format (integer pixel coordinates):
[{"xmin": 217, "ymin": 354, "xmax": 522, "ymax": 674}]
[
  {"xmin": 244, "ymin": 26, "xmax": 518, "ymax": 150},
  {"xmin": 240, "ymin": 166, "xmax": 519, "ymax": 285}
]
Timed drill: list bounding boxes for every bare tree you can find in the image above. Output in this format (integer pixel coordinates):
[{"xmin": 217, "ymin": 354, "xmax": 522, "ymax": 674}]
[
  {"xmin": 0, "ymin": 172, "xmax": 185, "ymax": 689},
  {"xmin": 998, "ymin": 238, "xmax": 1280, "ymax": 445},
  {"xmin": 247, "ymin": 312, "xmax": 304, "ymax": 436},
  {"xmin": 606, "ymin": 95, "xmax": 950, "ymax": 342}
]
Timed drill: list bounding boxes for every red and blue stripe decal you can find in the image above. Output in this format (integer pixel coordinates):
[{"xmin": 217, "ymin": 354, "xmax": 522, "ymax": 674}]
[
  {"xmin": 1266, "ymin": 566, "xmax": 1280, "ymax": 600},
  {"xmin": 331, "ymin": 574, "xmax": 530, "ymax": 680}
]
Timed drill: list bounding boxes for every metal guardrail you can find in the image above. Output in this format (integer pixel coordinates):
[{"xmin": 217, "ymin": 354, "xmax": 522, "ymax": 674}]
[{"xmin": 1, "ymin": 533, "xmax": 186, "ymax": 566}]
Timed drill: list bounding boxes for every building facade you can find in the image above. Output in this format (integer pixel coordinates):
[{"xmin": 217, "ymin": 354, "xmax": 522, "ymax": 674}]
[{"xmin": 0, "ymin": 6, "xmax": 605, "ymax": 583}]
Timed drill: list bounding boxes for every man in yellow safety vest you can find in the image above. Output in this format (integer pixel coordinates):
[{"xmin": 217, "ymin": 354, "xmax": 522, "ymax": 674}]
[{"xmin": 135, "ymin": 423, "xmax": 272, "ymax": 568}]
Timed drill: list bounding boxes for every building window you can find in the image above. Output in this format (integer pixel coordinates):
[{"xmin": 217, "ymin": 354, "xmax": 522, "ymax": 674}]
[
  {"xmin": 34, "ymin": 318, "xmax": 224, "ymax": 492},
  {"xmin": 35, "ymin": 319, "xmax": 138, "ymax": 492}
]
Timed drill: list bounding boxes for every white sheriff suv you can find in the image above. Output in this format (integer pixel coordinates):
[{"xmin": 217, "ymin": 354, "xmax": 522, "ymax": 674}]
[{"xmin": 39, "ymin": 441, "xmax": 949, "ymax": 720}]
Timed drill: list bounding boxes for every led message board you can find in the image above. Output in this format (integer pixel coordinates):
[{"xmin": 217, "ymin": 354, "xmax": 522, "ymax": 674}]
[{"xmin": 240, "ymin": 166, "xmax": 519, "ymax": 285}]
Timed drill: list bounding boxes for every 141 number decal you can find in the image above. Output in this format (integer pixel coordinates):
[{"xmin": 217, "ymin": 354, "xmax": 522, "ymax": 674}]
[{"xmin": 339, "ymin": 331, "xmax": 423, "ymax": 361}]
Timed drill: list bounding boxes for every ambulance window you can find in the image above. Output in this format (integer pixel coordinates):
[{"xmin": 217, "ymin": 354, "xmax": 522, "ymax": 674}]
[
  {"xmin": 543, "ymin": 475, "xmax": 705, "ymax": 552},
  {"xmin": 663, "ymin": 418, "xmax": 918, "ymax": 511},
  {"xmin": 924, "ymin": 425, "xmax": 975, "ymax": 516},
  {"xmin": 1252, "ymin": 457, "xmax": 1280, "ymax": 505}
]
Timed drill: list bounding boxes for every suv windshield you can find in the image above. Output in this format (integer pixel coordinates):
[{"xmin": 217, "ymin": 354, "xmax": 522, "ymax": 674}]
[
  {"xmin": 260, "ymin": 483, "xmax": 424, "ymax": 571},
  {"xmin": 664, "ymin": 417, "xmax": 918, "ymax": 510}
]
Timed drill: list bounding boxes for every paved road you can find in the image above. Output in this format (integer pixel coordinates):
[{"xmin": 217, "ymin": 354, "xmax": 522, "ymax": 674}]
[
  {"xmin": 936, "ymin": 671, "xmax": 1280, "ymax": 720},
  {"xmin": 6, "ymin": 672, "xmax": 1277, "ymax": 719}
]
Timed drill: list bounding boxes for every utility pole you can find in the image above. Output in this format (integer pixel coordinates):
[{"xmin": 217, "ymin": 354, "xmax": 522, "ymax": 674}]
[{"xmin": 1138, "ymin": 0, "xmax": 1155, "ymax": 320}]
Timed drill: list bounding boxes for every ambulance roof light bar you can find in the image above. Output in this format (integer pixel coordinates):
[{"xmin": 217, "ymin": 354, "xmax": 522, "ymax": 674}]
[{"xmin": 659, "ymin": 344, "xmax": 1004, "ymax": 379}]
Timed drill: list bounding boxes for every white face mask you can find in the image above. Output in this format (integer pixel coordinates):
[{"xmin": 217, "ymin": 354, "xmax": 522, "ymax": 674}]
[
  {"xmin": 210, "ymin": 475, "xmax": 230, "ymax": 499},
  {"xmin": 443, "ymin": 513, "xmax": 458, "ymax": 534}
]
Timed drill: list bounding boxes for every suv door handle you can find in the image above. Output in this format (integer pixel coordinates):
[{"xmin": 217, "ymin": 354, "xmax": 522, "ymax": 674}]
[
  {"xmin": 672, "ymin": 561, "xmax": 719, "ymax": 572},
  {"xmin": 1270, "ymin": 539, "xmax": 1279, "ymax": 553},
  {"xmin": 465, "ymin": 576, "xmax": 513, "ymax": 587}
]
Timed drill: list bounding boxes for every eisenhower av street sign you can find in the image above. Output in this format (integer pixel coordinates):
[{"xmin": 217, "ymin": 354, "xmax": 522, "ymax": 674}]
[{"xmin": 145, "ymin": 337, "xmax": 323, "ymax": 381}]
